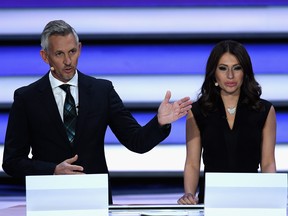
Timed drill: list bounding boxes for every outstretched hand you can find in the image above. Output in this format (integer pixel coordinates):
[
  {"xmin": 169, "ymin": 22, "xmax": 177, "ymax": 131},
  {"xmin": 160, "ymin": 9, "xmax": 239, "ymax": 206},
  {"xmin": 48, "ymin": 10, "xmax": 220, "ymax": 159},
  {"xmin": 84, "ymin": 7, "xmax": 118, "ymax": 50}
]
[{"xmin": 157, "ymin": 90, "xmax": 192, "ymax": 126}]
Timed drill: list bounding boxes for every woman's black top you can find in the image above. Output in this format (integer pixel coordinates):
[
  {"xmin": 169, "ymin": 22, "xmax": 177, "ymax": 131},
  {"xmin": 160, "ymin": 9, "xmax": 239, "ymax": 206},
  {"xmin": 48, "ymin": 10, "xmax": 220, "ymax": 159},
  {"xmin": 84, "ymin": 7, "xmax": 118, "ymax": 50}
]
[{"xmin": 191, "ymin": 97, "xmax": 272, "ymax": 203}]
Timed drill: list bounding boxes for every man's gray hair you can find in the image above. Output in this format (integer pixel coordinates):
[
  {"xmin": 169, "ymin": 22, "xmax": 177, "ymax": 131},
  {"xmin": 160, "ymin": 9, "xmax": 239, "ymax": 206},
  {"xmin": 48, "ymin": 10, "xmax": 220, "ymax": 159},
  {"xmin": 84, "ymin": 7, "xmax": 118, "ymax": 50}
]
[{"xmin": 40, "ymin": 20, "xmax": 79, "ymax": 51}]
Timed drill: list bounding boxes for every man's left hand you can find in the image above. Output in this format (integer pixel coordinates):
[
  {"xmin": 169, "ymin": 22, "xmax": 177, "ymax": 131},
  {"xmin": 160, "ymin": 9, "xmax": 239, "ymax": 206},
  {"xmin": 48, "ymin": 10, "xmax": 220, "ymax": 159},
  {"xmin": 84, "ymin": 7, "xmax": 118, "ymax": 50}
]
[{"xmin": 157, "ymin": 90, "xmax": 192, "ymax": 126}]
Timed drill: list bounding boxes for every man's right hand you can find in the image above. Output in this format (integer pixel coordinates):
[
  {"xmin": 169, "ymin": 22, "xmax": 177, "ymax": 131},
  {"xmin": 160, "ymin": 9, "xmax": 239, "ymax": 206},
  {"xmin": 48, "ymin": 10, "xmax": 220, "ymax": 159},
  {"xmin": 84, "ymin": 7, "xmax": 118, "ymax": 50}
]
[{"xmin": 54, "ymin": 155, "xmax": 84, "ymax": 175}]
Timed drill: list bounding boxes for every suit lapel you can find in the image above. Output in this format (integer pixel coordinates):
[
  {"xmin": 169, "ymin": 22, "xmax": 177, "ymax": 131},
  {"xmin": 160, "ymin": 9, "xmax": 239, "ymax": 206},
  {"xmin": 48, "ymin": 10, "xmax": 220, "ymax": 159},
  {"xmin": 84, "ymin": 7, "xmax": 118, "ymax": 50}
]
[
  {"xmin": 37, "ymin": 74, "xmax": 70, "ymax": 144},
  {"xmin": 74, "ymin": 72, "xmax": 91, "ymax": 144}
]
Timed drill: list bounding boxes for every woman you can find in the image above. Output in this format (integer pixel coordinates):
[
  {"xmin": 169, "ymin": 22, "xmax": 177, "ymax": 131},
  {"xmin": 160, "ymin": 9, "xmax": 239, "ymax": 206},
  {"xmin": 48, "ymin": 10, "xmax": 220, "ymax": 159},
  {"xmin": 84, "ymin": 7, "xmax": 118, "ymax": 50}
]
[{"xmin": 177, "ymin": 40, "xmax": 276, "ymax": 205}]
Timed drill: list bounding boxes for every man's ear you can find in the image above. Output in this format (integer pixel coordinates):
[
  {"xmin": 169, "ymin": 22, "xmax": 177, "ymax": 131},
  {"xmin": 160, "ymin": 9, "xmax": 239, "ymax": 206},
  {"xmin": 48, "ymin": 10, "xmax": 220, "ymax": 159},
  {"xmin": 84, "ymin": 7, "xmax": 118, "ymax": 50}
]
[
  {"xmin": 40, "ymin": 50, "xmax": 49, "ymax": 64},
  {"xmin": 78, "ymin": 42, "xmax": 82, "ymax": 56}
]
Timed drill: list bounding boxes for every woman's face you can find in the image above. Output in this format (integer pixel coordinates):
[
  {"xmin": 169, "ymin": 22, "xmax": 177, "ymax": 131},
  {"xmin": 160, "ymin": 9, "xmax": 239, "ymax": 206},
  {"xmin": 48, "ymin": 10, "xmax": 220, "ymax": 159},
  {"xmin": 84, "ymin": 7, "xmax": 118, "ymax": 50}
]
[{"xmin": 215, "ymin": 52, "xmax": 244, "ymax": 96}]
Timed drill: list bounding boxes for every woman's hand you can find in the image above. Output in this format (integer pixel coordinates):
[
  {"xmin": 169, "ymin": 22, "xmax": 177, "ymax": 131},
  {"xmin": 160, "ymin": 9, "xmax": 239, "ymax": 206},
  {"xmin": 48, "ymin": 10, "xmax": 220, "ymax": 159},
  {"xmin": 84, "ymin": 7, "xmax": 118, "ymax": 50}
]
[{"xmin": 177, "ymin": 193, "xmax": 198, "ymax": 205}]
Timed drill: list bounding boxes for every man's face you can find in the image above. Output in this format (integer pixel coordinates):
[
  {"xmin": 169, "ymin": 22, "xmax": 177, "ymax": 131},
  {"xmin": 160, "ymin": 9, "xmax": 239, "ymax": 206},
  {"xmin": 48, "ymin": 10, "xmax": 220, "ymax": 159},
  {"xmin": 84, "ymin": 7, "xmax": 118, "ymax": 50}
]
[{"xmin": 40, "ymin": 33, "xmax": 81, "ymax": 83}]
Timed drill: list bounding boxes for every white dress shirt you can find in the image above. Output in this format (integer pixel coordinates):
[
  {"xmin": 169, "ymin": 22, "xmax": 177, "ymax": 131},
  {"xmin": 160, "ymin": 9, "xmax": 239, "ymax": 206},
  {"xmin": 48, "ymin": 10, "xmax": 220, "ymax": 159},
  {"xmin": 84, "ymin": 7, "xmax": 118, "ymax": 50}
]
[{"xmin": 49, "ymin": 71, "xmax": 79, "ymax": 121}]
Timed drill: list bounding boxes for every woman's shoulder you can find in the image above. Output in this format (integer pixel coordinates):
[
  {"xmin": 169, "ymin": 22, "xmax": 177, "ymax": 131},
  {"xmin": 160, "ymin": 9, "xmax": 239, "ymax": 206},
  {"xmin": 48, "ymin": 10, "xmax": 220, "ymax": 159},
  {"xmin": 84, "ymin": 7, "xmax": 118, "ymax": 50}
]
[
  {"xmin": 259, "ymin": 98, "xmax": 273, "ymax": 106},
  {"xmin": 259, "ymin": 98, "xmax": 273, "ymax": 112},
  {"xmin": 192, "ymin": 100, "xmax": 199, "ymax": 107},
  {"xmin": 191, "ymin": 101, "xmax": 201, "ymax": 112},
  {"xmin": 191, "ymin": 100, "xmax": 206, "ymax": 120}
]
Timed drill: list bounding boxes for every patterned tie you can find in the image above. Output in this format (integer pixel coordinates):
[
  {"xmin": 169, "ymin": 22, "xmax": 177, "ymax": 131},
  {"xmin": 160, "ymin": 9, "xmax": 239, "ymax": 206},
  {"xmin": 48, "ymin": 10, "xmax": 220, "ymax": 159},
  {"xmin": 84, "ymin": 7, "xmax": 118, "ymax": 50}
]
[{"xmin": 59, "ymin": 84, "xmax": 77, "ymax": 145}]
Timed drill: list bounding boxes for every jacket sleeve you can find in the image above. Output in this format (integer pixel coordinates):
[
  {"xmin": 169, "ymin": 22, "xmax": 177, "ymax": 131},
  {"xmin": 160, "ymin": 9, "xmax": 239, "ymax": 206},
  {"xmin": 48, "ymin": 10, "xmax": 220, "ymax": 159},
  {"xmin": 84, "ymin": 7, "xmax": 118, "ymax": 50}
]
[
  {"xmin": 107, "ymin": 85, "xmax": 171, "ymax": 153},
  {"xmin": 2, "ymin": 88, "xmax": 56, "ymax": 177}
]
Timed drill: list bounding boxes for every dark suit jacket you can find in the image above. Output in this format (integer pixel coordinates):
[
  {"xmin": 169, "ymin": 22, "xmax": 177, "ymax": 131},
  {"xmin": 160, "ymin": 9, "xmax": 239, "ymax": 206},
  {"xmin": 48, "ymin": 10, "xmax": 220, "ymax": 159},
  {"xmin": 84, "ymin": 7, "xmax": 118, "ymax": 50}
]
[{"xmin": 2, "ymin": 71, "xmax": 170, "ymax": 202}]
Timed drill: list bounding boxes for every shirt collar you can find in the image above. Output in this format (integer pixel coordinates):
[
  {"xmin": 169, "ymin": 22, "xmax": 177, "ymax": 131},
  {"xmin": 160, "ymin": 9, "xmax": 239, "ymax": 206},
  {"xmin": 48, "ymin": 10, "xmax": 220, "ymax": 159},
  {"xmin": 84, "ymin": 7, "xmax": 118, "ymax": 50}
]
[{"xmin": 49, "ymin": 70, "xmax": 78, "ymax": 89}]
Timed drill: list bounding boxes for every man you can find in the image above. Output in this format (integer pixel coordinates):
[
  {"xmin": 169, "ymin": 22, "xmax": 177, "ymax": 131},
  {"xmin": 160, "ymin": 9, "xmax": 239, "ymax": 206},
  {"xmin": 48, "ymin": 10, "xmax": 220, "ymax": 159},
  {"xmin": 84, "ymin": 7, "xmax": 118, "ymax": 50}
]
[{"xmin": 2, "ymin": 20, "xmax": 192, "ymax": 203}]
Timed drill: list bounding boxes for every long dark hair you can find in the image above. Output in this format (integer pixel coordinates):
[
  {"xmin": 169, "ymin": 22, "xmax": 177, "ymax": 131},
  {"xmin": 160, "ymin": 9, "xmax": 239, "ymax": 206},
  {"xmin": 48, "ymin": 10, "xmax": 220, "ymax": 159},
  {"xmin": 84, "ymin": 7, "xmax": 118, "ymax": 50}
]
[{"xmin": 198, "ymin": 40, "xmax": 262, "ymax": 115}]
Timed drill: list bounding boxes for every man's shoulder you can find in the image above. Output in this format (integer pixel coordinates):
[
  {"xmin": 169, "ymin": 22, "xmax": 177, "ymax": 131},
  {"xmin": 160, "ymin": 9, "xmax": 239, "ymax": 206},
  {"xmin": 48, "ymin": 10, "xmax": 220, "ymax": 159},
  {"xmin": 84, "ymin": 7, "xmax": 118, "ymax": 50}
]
[
  {"xmin": 78, "ymin": 72, "xmax": 113, "ymax": 87},
  {"xmin": 15, "ymin": 74, "xmax": 49, "ymax": 95}
]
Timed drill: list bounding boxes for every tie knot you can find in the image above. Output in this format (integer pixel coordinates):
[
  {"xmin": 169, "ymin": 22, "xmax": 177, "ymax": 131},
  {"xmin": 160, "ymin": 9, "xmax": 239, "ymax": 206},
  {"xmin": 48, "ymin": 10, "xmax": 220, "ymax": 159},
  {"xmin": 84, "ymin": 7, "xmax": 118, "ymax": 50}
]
[{"xmin": 59, "ymin": 84, "xmax": 71, "ymax": 93}]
